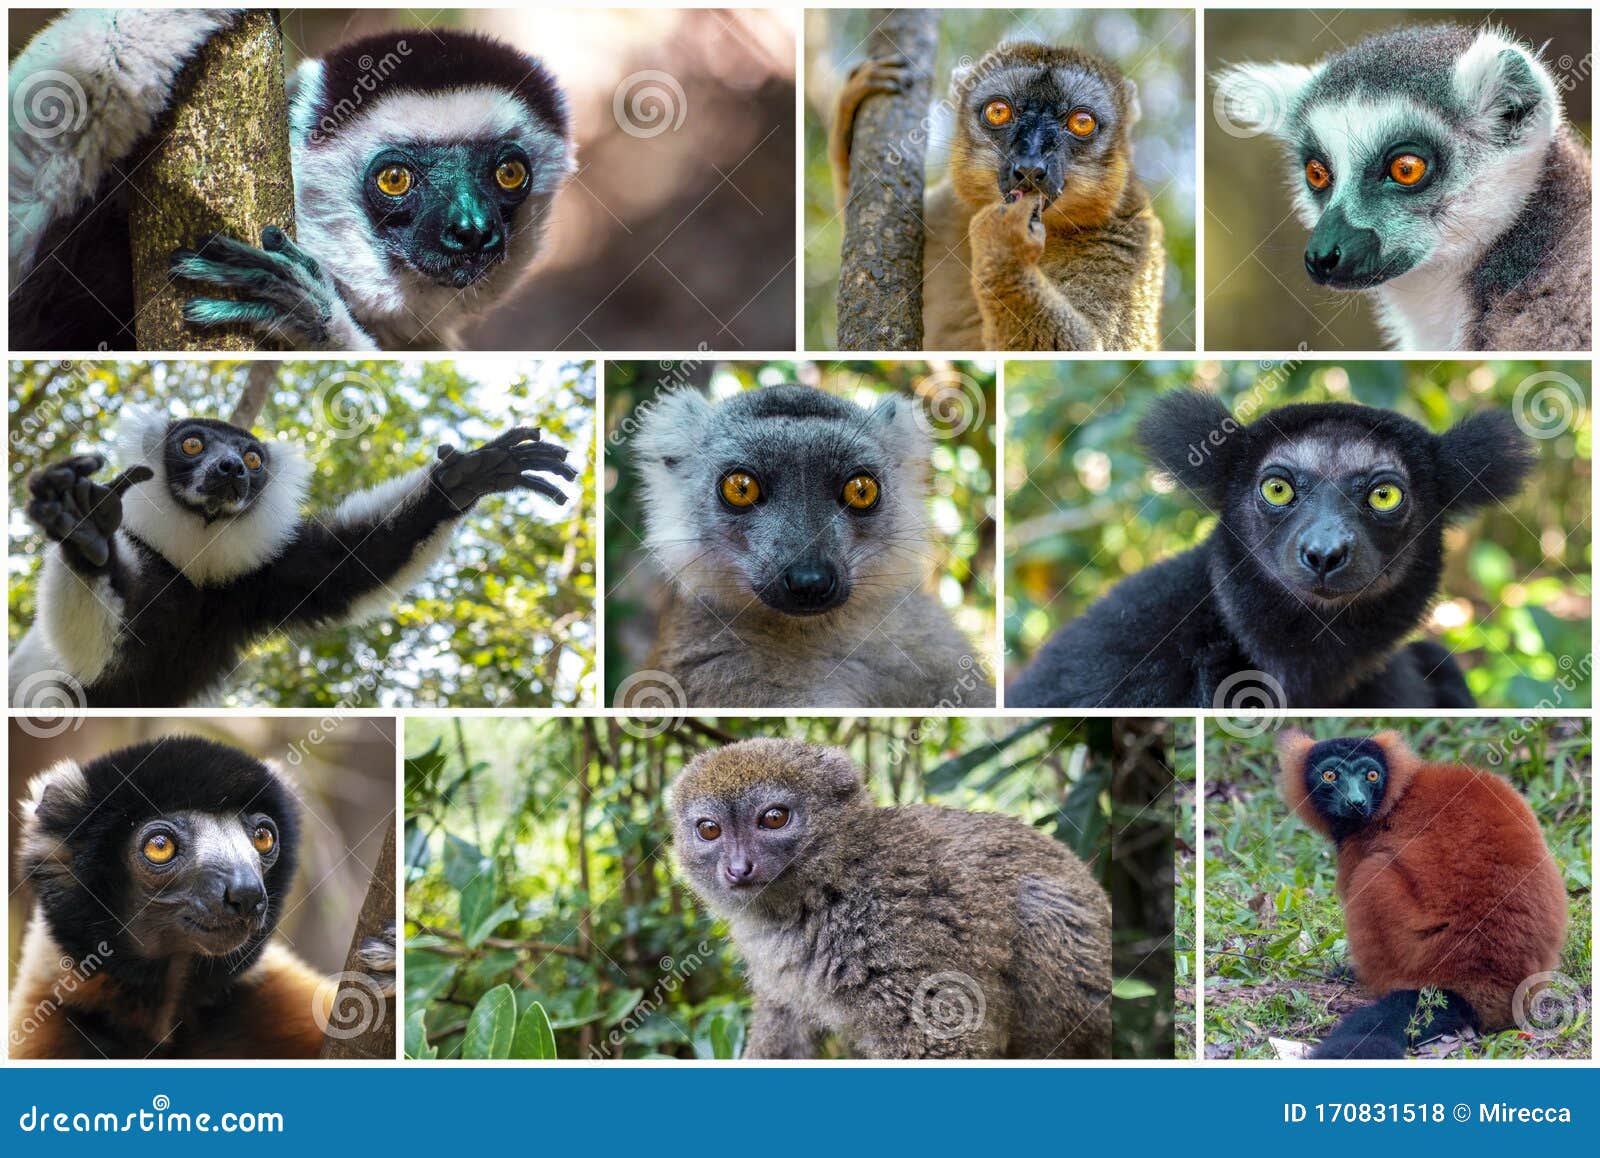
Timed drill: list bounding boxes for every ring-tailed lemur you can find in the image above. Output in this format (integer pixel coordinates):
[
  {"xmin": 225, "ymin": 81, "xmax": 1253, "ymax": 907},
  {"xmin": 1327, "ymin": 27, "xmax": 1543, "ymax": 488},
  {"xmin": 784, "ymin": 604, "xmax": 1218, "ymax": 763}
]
[
  {"xmin": 630, "ymin": 384, "xmax": 995, "ymax": 708},
  {"xmin": 10, "ymin": 409, "xmax": 577, "ymax": 707},
  {"xmin": 9, "ymin": 10, "xmax": 574, "ymax": 350},
  {"xmin": 1214, "ymin": 24, "xmax": 1590, "ymax": 350}
]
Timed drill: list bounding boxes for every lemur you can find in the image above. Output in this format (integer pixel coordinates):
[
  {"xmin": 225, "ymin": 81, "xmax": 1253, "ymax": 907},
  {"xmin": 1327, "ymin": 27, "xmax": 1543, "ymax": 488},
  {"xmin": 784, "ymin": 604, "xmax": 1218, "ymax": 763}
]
[
  {"xmin": 1007, "ymin": 389, "xmax": 1535, "ymax": 709},
  {"xmin": 10, "ymin": 408, "xmax": 576, "ymax": 707},
  {"xmin": 1276, "ymin": 730, "xmax": 1566, "ymax": 1058},
  {"xmin": 1214, "ymin": 24, "xmax": 1591, "ymax": 350},
  {"xmin": 10, "ymin": 736, "xmax": 396, "ymax": 1059},
  {"xmin": 9, "ymin": 9, "xmax": 573, "ymax": 350},
  {"xmin": 631, "ymin": 384, "xmax": 994, "ymax": 708},
  {"xmin": 830, "ymin": 41, "xmax": 1164, "ymax": 351}
]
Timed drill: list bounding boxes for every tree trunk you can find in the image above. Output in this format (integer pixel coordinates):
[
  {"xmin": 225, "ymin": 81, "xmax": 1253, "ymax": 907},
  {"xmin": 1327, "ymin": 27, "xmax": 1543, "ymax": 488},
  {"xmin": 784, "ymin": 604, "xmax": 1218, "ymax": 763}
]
[
  {"xmin": 320, "ymin": 823, "xmax": 397, "ymax": 1060},
  {"xmin": 835, "ymin": 9, "xmax": 938, "ymax": 351},
  {"xmin": 130, "ymin": 11, "xmax": 295, "ymax": 351},
  {"xmin": 229, "ymin": 360, "xmax": 280, "ymax": 427}
]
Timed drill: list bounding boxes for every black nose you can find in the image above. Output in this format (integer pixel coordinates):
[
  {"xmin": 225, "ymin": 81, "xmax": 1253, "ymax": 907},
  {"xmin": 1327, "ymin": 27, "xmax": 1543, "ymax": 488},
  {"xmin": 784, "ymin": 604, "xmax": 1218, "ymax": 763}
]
[
  {"xmin": 1305, "ymin": 243, "xmax": 1343, "ymax": 280},
  {"xmin": 222, "ymin": 874, "xmax": 266, "ymax": 918},
  {"xmin": 216, "ymin": 455, "xmax": 244, "ymax": 477},
  {"xmin": 1298, "ymin": 536, "xmax": 1352, "ymax": 579},
  {"xmin": 441, "ymin": 215, "xmax": 502, "ymax": 255},
  {"xmin": 1010, "ymin": 160, "xmax": 1049, "ymax": 187},
  {"xmin": 782, "ymin": 561, "xmax": 838, "ymax": 609}
]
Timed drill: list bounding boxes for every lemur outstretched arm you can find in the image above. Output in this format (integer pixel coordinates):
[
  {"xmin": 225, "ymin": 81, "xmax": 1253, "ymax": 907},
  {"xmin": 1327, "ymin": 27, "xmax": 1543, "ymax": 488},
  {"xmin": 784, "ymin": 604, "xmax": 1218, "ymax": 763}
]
[{"xmin": 247, "ymin": 427, "xmax": 575, "ymax": 628}]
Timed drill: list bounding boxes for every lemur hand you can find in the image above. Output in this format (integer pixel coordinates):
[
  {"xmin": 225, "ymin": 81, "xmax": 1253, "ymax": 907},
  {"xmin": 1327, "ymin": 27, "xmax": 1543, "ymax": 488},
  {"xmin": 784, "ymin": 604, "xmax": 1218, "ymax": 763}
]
[
  {"xmin": 829, "ymin": 54, "xmax": 914, "ymax": 209},
  {"xmin": 430, "ymin": 426, "xmax": 579, "ymax": 510},
  {"xmin": 25, "ymin": 456, "xmax": 153, "ymax": 572},
  {"xmin": 356, "ymin": 919, "xmax": 397, "ymax": 1000},
  {"xmin": 968, "ymin": 193, "xmax": 1048, "ymax": 277},
  {"xmin": 170, "ymin": 227, "xmax": 377, "ymax": 351}
]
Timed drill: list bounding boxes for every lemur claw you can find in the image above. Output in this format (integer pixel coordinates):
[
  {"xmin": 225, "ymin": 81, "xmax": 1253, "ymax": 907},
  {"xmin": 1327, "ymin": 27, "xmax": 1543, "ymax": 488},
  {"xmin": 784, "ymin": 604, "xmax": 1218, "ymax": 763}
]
[
  {"xmin": 430, "ymin": 427, "xmax": 578, "ymax": 508},
  {"xmin": 26, "ymin": 457, "xmax": 150, "ymax": 571},
  {"xmin": 171, "ymin": 227, "xmax": 336, "ymax": 347}
]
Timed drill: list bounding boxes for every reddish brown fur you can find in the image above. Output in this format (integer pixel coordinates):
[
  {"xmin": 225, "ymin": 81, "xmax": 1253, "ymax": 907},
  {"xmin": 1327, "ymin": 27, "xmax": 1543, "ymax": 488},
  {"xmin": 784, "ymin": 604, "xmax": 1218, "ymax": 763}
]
[{"xmin": 1276, "ymin": 729, "xmax": 1566, "ymax": 1029}]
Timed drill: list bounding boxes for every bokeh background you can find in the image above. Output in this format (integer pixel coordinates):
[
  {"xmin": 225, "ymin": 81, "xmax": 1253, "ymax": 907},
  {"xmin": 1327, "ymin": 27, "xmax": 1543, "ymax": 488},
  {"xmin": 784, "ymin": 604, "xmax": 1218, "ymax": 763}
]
[
  {"xmin": 604, "ymin": 360, "xmax": 996, "ymax": 704},
  {"xmin": 7, "ymin": 359, "xmax": 596, "ymax": 707},
  {"xmin": 1004, "ymin": 360, "xmax": 1592, "ymax": 709},
  {"xmin": 402, "ymin": 715, "xmax": 1180, "ymax": 1060},
  {"xmin": 1205, "ymin": 8, "xmax": 1592, "ymax": 350},
  {"xmin": 8, "ymin": 716, "xmax": 396, "ymax": 978},
  {"xmin": 804, "ymin": 7, "xmax": 1196, "ymax": 349},
  {"xmin": 1204, "ymin": 717, "xmax": 1591, "ymax": 1060},
  {"xmin": 9, "ymin": 8, "xmax": 797, "ymax": 351}
]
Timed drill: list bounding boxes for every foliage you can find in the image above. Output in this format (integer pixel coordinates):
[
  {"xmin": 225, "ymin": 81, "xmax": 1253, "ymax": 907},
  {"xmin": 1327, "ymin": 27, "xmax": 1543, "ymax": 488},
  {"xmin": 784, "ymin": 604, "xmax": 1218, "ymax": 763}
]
[
  {"xmin": 804, "ymin": 7, "xmax": 1197, "ymax": 349},
  {"xmin": 1204, "ymin": 717, "xmax": 1592, "ymax": 1060},
  {"xmin": 7, "ymin": 359, "xmax": 596, "ymax": 707},
  {"xmin": 403, "ymin": 715, "xmax": 1176, "ymax": 1059},
  {"xmin": 1174, "ymin": 718, "xmax": 1197, "ymax": 1060},
  {"xmin": 603, "ymin": 360, "xmax": 996, "ymax": 703},
  {"xmin": 1004, "ymin": 359, "xmax": 1593, "ymax": 708}
]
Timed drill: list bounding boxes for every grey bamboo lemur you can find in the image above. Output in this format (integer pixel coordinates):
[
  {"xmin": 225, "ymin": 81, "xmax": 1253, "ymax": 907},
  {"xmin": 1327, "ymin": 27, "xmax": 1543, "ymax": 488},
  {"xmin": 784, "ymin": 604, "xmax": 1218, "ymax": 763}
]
[
  {"xmin": 672, "ymin": 739, "xmax": 1112, "ymax": 1059},
  {"xmin": 830, "ymin": 40, "xmax": 1165, "ymax": 351},
  {"xmin": 1214, "ymin": 23, "xmax": 1591, "ymax": 350},
  {"xmin": 631, "ymin": 385, "xmax": 993, "ymax": 708}
]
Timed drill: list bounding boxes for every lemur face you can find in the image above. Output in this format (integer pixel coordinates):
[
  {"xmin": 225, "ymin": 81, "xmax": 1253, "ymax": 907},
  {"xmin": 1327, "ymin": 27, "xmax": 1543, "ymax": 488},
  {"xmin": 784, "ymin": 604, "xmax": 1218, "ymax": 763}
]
[
  {"xmin": 163, "ymin": 418, "xmax": 272, "ymax": 519},
  {"xmin": 1215, "ymin": 25, "xmax": 1561, "ymax": 288},
  {"xmin": 952, "ymin": 43, "xmax": 1136, "ymax": 218},
  {"xmin": 1301, "ymin": 737, "xmax": 1389, "ymax": 830}
]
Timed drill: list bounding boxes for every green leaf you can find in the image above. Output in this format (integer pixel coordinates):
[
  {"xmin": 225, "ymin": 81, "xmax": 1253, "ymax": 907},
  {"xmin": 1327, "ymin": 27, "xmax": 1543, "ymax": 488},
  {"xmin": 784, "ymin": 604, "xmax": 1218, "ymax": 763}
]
[
  {"xmin": 405, "ymin": 1008, "xmax": 439, "ymax": 1060},
  {"xmin": 510, "ymin": 1000, "xmax": 558, "ymax": 1060},
  {"xmin": 463, "ymin": 985, "xmax": 517, "ymax": 1059},
  {"xmin": 443, "ymin": 833, "xmax": 490, "ymax": 892},
  {"xmin": 459, "ymin": 876, "xmax": 518, "ymax": 948},
  {"xmin": 1112, "ymin": 977, "xmax": 1158, "ymax": 1000},
  {"xmin": 602, "ymin": 987, "xmax": 645, "ymax": 1028}
]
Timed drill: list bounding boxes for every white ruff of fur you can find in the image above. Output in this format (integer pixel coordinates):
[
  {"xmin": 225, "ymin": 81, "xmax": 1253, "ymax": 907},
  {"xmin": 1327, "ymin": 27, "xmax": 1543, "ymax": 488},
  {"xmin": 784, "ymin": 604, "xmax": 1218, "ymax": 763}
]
[
  {"xmin": 289, "ymin": 66, "xmax": 574, "ymax": 346},
  {"xmin": 114, "ymin": 408, "xmax": 311, "ymax": 586},
  {"xmin": 318, "ymin": 466, "xmax": 458, "ymax": 626},
  {"xmin": 34, "ymin": 544, "xmax": 126, "ymax": 683}
]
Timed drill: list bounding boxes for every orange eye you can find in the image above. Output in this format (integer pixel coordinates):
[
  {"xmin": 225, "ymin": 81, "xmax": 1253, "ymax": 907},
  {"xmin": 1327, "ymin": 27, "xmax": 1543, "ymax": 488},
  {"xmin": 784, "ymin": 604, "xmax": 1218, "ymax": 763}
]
[
  {"xmin": 1366, "ymin": 769, "xmax": 1380, "ymax": 783},
  {"xmin": 1388, "ymin": 154, "xmax": 1426, "ymax": 186},
  {"xmin": 143, "ymin": 833, "xmax": 177, "ymax": 864},
  {"xmin": 982, "ymin": 99, "xmax": 1012, "ymax": 127},
  {"xmin": 242, "ymin": 450, "xmax": 262, "ymax": 471},
  {"xmin": 375, "ymin": 165, "xmax": 412, "ymax": 197},
  {"xmin": 1305, "ymin": 159, "xmax": 1331, "ymax": 191},
  {"xmin": 719, "ymin": 471, "xmax": 760, "ymax": 509},
  {"xmin": 251, "ymin": 824, "xmax": 275, "ymax": 854},
  {"xmin": 842, "ymin": 474, "xmax": 879, "ymax": 510},
  {"xmin": 495, "ymin": 160, "xmax": 527, "ymax": 191},
  {"xmin": 1067, "ymin": 109, "xmax": 1097, "ymax": 137},
  {"xmin": 181, "ymin": 436, "xmax": 204, "ymax": 456},
  {"xmin": 759, "ymin": 806, "xmax": 790, "ymax": 830},
  {"xmin": 695, "ymin": 819, "xmax": 721, "ymax": 841},
  {"xmin": 1321, "ymin": 769, "xmax": 1337, "ymax": 783}
]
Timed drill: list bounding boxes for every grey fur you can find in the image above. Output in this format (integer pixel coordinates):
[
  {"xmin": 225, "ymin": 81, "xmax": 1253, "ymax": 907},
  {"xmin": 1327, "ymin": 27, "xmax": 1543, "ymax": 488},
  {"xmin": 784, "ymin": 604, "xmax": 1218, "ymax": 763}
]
[
  {"xmin": 671, "ymin": 739, "xmax": 1112, "ymax": 1059},
  {"xmin": 632, "ymin": 385, "xmax": 993, "ymax": 708}
]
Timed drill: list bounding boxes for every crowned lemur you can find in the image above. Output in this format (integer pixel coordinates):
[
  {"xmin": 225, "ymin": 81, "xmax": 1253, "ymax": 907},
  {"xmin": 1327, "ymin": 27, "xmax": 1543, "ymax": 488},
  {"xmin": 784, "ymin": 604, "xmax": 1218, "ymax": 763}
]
[
  {"xmin": 9, "ymin": 9, "xmax": 573, "ymax": 350},
  {"xmin": 831, "ymin": 40, "xmax": 1165, "ymax": 351},
  {"xmin": 1215, "ymin": 23, "xmax": 1591, "ymax": 350},
  {"xmin": 10, "ymin": 409, "xmax": 576, "ymax": 707},
  {"xmin": 673, "ymin": 739, "xmax": 1112, "ymax": 1059},
  {"xmin": 631, "ymin": 385, "xmax": 994, "ymax": 708}
]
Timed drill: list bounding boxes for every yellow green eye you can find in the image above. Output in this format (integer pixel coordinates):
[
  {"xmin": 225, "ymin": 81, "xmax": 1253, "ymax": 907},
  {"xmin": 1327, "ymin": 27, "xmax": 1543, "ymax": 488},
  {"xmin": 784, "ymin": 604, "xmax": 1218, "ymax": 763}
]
[
  {"xmin": 1321, "ymin": 769, "xmax": 1336, "ymax": 783},
  {"xmin": 720, "ymin": 471, "xmax": 760, "ymax": 509},
  {"xmin": 982, "ymin": 99, "xmax": 1012, "ymax": 127},
  {"xmin": 1261, "ymin": 477, "xmax": 1295, "ymax": 506},
  {"xmin": 495, "ymin": 160, "xmax": 528, "ymax": 190},
  {"xmin": 842, "ymin": 474, "xmax": 879, "ymax": 510},
  {"xmin": 251, "ymin": 824, "xmax": 275, "ymax": 854},
  {"xmin": 181, "ymin": 436, "xmax": 204, "ymax": 456},
  {"xmin": 1368, "ymin": 484, "xmax": 1403, "ymax": 512},
  {"xmin": 375, "ymin": 166, "xmax": 412, "ymax": 197},
  {"xmin": 143, "ymin": 833, "xmax": 176, "ymax": 864}
]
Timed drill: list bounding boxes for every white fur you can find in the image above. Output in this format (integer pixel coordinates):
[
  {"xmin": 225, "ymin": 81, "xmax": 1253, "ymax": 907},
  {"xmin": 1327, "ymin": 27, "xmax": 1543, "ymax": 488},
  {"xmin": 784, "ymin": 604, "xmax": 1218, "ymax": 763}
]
[
  {"xmin": 1212, "ymin": 62, "xmax": 1319, "ymax": 140},
  {"xmin": 634, "ymin": 390, "xmax": 718, "ymax": 580},
  {"xmin": 34, "ymin": 544, "xmax": 126, "ymax": 683},
  {"xmin": 9, "ymin": 8, "xmax": 239, "ymax": 283},
  {"xmin": 114, "ymin": 408, "xmax": 312, "ymax": 586},
  {"xmin": 1371, "ymin": 267, "xmax": 1475, "ymax": 349},
  {"xmin": 18, "ymin": 760, "xmax": 87, "ymax": 877},
  {"xmin": 1453, "ymin": 28, "xmax": 1562, "ymax": 129},
  {"xmin": 317, "ymin": 465, "xmax": 460, "ymax": 625}
]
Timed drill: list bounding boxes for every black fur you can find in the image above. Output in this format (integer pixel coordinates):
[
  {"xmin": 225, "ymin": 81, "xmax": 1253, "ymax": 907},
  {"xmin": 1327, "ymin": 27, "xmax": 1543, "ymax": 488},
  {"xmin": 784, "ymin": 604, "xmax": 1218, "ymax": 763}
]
[
  {"xmin": 1007, "ymin": 391, "xmax": 1535, "ymax": 708},
  {"xmin": 1312, "ymin": 988, "xmax": 1480, "ymax": 1059},
  {"xmin": 22, "ymin": 738, "xmax": 300, "ymax": 1008}
]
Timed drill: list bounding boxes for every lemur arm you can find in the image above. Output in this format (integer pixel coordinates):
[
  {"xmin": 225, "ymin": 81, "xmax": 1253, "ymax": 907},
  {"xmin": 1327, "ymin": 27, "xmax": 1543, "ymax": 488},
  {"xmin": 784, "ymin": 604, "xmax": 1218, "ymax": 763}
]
[
  {"xmin": 9, "ymin": 9, "xmax": 241, "ymax": 285},
  {"xmin": 827, "ymin": 55, "xmax": 913, "ymax": 210},
  {"xmin": 244, "ymin": 428, "xmax": 576, "ymax": 630},
  {"xmin": 966, "ymin": 197, "xmax": 1103, "ymax": 351}
]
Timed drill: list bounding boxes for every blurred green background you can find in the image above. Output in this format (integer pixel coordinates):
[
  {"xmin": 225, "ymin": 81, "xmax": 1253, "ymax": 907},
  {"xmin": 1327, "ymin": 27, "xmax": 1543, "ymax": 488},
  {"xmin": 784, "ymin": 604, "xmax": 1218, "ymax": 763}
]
[
  {"xmin": 8, "ymin": 359, "xmax": 596, "ymax": 707},
  {"xmin": 1204, "ymin": 717, "xmax": 1592, "ymax": 1060},
  {"xmin": 1004, "ymin": 360, "xmax": 1592, "ymax": 708},
  {"xmin": 604, "ymin": 360, "xmax": 995, "ymax": 704},
  {"xmin": 805, "ymin": 7, "xmax": 1196, "ymax": 349},
  {"xmin": 403, "ymin": 715, "xmax": 1179, "ymax": 1060},
  {"xmin": 1205, "ymin": 9, "xmax": 1592, "ymax": 350}
]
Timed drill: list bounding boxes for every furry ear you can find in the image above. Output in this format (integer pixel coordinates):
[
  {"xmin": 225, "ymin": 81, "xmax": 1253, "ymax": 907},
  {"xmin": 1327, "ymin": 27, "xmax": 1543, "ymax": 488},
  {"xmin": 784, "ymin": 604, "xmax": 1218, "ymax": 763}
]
[
  {"xmin": 1122, "ymin": 77, "xmax": 1142, "ymax": 127},
  {"xmin": 1212, "ymin": 61, "xmax": 1319, "ymax": 139},
  {"xmin": 1367, "ymin": 730, "xmax": 1421, "ymax": 820},
  {"xmin": 1434, "ymin": 410, "xmax": 1536, "ymax": 516},
  {"xmin": 1452, "ymin": 28, "xmax": 1559, "ymax": 143},
  {"xmin": 1273, "ymin": 728, "xmax": 1332, "ymax": 837},
  {"xmin": 18, "ymin": 759, "xmax": 87, "ymax": 882},
  {"xmin": 870, "ymin": 393, "xmax": 932, "ymax": 466},
  {"xmin": 1136, "ymin": 389, "xmax": 1241, "ymax": 509},
  {"xmin": 632, "ymin": 389, "xmax": 715, "ymax": 470}
]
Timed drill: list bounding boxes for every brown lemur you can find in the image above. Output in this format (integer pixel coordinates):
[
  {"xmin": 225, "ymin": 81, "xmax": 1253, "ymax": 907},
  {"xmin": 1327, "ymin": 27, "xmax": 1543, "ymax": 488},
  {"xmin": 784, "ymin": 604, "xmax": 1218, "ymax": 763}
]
[
  {"xmin": 671, "ymin": 739, "xmax": 1112, "ymax": 1059},
  {"xmin": 630, "ymin": 384, "xmax": 994, "ymax": 708},
  {"xmin": 830, "ymin": 41, "xmax": 1165, "ymax": 351}
]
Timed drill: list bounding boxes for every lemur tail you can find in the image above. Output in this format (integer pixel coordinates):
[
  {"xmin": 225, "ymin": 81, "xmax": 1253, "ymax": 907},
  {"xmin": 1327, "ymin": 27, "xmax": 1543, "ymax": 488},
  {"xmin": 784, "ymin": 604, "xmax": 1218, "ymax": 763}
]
[{"xmin": 1311, "ymin": 989, "xmax": 1480, "ymax": 1059}]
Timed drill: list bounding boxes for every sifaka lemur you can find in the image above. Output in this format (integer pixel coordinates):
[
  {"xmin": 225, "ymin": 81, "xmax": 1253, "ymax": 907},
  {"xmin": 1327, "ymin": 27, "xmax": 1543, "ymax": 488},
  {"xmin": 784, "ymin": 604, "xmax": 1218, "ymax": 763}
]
[
  {"xmin": 10, "ymin": 408, "xmax": 576, "ymax": 707},
  {"xmin": 1214, "ymin": 23, "xmax": 1591, "ymax": 350},
  {"xmin": 9, "ymin": 9, "xmax": 573, "ymax": 350},
  {"xmin": 629, "ymin": 384, "xmax": 994, "ymax": 709},
  {"xmin": 672, "ymin": 739, "xmax": 1112, "ymax": 1059},
  {"xmin": 831, "ymin": 40, "xmax": 1164, "ymax": 351}
]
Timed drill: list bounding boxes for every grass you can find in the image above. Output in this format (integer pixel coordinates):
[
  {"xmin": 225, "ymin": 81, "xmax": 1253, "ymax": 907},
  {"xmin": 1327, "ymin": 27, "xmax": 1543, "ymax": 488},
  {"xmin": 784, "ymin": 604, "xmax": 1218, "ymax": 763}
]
[{"xmin": 1203, "ymin": 717, "xmax": 1592, "ymax": 1061}]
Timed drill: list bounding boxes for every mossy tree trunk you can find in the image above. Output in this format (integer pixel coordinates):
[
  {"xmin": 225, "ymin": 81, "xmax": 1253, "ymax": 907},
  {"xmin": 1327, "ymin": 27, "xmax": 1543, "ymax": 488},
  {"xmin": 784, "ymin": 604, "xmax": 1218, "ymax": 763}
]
[
  {"xmin": 320, "ymin": 823, "xmax": 397, "ymax": 1060},
  {"xmin": 835, "ymin": 8, "xmax": 938, "ymax": 351},
  {"xmin": 129, "ymin": 11, "xmax": 294, "ymax": 351}
]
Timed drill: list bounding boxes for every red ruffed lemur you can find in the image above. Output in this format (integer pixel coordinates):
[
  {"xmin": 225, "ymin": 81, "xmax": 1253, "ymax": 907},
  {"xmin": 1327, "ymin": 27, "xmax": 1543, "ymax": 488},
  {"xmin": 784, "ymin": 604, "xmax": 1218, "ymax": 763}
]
[
  {"xmin": 8, "ymin": 736, "xmax": 393, "ymax": 1059},
  {"xmin": 1276, "ymin": 729, "xmax": 1566, "ymax": 1058}
]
